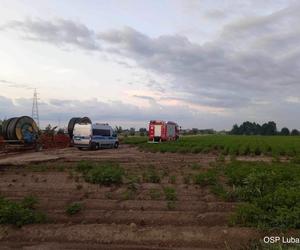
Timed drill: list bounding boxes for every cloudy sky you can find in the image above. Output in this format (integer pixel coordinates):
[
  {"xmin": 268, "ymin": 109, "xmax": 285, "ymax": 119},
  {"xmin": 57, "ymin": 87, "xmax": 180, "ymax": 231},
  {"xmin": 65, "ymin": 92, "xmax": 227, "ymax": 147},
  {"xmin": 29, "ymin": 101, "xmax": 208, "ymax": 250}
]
[{"xmin": 0, "ymin": 0, "xmax": 299, "ymax": 130}]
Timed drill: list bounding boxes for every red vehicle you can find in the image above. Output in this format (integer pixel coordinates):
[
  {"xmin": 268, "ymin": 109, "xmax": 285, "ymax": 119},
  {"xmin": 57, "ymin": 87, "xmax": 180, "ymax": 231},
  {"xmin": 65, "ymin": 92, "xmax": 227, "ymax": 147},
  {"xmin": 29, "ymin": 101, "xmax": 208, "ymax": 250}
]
[{"xmin": 148, "ymin": 120, "xmax": 179, "ymax": 142}]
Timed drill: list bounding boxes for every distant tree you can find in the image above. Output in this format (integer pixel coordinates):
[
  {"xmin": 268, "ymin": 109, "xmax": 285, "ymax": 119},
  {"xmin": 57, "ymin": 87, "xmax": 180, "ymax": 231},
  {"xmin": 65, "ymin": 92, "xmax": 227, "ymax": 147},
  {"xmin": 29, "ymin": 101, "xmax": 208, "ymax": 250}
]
[
  {"xmin": 280, "ymin": 127, "xmax": 290, "ymax": 136},
  {"xmin": 57, "ymin": 128, "xmax": 65, "ymax": 135},
  {"xmin": 44, "ymin": 124, "xmax": 55, "ymax": 136},
  {"xmin": 129, "ymin": 127, "xmax": 136, "ymax": 136},
  {"xmin": 291, "ymin": 129, "xmax": 300, "ymax": 136},
  {"xmin": 231, "ymin": 121, "xmax": 277, "ymax": 136},
  {"xmin": 115, "ymin": 126, "xmax": 123, "ymax": 135},
  {"xmin": 230, "ymin": 124, "xmax": 240, "ymax": 135},
  {"xmin": 139, "ymin": 128, "xmax": 147, "ymax": 136},
  {"xmin": 261, "ymin": 121, "xmax": 277, "ymax": 135}
]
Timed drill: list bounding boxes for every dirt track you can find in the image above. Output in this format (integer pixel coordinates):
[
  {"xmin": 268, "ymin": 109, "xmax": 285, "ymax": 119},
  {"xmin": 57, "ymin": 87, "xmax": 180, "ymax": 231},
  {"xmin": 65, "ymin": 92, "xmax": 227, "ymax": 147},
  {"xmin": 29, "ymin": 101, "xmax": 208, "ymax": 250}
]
[{"xmin": 0, "ymin": 145, "xmax": 262, "ymax": 249}]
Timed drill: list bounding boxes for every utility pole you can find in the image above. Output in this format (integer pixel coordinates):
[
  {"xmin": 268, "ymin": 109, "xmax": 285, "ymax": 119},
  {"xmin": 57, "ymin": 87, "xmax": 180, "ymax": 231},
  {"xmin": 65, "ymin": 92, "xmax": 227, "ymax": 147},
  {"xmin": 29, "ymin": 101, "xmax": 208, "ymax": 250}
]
[{"xmin": 32, "ymin": 89, "xmax": 40, "ymax": 128}]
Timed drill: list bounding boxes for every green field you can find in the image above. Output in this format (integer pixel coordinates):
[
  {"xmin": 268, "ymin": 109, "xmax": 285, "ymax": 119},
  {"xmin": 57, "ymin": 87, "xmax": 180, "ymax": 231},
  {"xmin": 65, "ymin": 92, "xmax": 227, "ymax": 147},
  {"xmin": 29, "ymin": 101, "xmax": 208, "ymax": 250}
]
[{"xmin": 123, "ymin": 135, "xmax": 300, "ymax": 157}]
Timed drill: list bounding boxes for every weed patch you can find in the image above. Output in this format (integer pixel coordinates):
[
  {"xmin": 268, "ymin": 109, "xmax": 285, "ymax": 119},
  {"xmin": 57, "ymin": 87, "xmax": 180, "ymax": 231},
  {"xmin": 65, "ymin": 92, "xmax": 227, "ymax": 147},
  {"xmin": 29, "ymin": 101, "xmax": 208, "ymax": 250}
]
[
  {"xmin": 164, "ymin": 187, "xmax": 177, "ymax": 201},
  {"xmin": 226, "ymin": 161, "xmax": 300, "ymax": 229},
  {"xmin": 66, "ymin": 202, "xmax": 83, "ymax": 215},
  {"xmin": 0, "ymin": 196, "xmax": 46, "ymax": 227},
  {"xmin": 76, "ymin": 162, "xmax": 124, "ymax": 186},
  {"xmin": 194, "ymin": 169, "xmax": 217, "ymax": 186},
  {"xmin": 143, "ymin": 167, "xmax": 161, "ymax": 183}
]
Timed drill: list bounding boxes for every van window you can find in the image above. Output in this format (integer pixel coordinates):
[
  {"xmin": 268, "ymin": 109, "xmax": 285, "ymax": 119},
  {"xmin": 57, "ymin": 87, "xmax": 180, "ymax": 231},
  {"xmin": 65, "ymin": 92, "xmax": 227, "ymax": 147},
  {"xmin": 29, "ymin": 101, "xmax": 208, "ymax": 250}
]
[{"xmin": 93, "ymin": 129, "xmax": 111, "ymax": 136}]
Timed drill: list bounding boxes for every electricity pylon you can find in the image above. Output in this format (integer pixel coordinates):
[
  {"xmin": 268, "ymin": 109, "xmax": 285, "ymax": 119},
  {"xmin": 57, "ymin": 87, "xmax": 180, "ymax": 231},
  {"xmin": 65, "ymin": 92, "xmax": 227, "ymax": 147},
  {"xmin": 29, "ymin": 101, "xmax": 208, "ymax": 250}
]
[{"xmin": 32, "ymin": 89, "xmax": 40, "ymax": 128}]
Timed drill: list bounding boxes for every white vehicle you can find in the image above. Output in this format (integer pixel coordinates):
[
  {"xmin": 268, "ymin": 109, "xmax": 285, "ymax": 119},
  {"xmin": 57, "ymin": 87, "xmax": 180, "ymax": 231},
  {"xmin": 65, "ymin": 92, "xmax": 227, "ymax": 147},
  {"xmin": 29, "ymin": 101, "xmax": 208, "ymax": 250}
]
[{"xmin": 73, "ymin": 123, "xmax": 119, "ymax": 150}]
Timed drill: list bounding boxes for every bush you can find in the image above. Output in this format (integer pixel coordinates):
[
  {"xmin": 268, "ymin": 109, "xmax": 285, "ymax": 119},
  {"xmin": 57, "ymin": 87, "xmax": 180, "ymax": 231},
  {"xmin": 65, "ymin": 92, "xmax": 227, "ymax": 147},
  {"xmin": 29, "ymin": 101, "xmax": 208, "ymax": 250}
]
[
  {"xmin": 163, "ymin": 187, "xmax": 177, "ymax": 201},
  {"xmin": 0, "ymin": 196, "xmax": 46, "ymax": 227},
  {"xmin": 66, "ymin": 202, "xmax": 82, "ymax": 215},
  {"xmin": 143, "ymin": 167, "xmax": 161, "ymax": 183},
  {"xmin": 194, "ymin": 170, "xmax": 217, "ymax": 186},
  {"xmin": 84, "ymin": 164, "xmax": 124, "ymax": 185},
  {"xmin": 226, "ymin": 161, "xmax": 300, "ymax": 229},
  {"xmin": 76, "ymin": 161, "xmax": 94, "ymax": 174}
]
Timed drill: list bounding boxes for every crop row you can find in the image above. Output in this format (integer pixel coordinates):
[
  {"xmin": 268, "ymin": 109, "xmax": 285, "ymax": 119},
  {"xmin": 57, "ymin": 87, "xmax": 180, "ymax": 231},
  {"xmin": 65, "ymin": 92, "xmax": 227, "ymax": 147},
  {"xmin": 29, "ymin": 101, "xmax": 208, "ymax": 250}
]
[{"xmin": 123, "ymin": 135, "xmax": 300, "ymax": 156}]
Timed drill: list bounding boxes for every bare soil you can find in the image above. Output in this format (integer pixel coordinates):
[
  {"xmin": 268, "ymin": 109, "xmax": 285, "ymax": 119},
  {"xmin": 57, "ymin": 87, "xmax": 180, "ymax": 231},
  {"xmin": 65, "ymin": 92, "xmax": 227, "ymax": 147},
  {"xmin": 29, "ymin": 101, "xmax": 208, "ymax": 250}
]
[{"xmin": 0, "ymin": 145, "xmax": 265, "ymax": 249}]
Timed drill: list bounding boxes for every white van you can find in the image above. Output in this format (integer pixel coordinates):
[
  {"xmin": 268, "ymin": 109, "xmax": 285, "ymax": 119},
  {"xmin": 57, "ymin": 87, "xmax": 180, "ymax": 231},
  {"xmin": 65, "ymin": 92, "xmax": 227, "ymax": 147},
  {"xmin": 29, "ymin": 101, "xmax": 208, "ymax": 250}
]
[{"xmin": 73, "ymin": 123, "xmax": 119, "ymax": 150}]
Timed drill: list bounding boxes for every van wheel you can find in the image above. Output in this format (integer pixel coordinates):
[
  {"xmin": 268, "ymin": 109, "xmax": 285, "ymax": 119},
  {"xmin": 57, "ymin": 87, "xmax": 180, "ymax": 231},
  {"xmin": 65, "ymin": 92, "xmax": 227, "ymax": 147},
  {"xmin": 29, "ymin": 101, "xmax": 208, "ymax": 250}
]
[
  {"xmin": 95, "ymin": 143, "xmax": 100, "ymax": 150},
  {"xmin": 78, "ymin": 147, "xmax": 83, "ymax": 150},
  {"xmin": 114, "ymin": 142, "xmax": 119, "ymax": 149},
  {"xmin": 90, "ymin": 142, "xmax": 97, "ymax": 150}
]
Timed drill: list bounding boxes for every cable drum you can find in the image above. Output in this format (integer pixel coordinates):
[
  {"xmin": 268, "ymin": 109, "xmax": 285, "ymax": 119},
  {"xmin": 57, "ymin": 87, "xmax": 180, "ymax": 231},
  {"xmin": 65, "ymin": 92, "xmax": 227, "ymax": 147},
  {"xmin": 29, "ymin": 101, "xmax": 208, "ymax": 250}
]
[
  {"xmin": 79, "ymin": 117, "xmax": 92, "ymax": 124},
  {"xmin": 2, "ymin": 117, "xmax": 16, "ymax": 140},
  {"xmin": 68, "ymin": 117, "xmax": 92, "ymax": 139},
  {"xmin": 5, "ymin": 116, "xmax": 39, "ymax": 142},
  {"xmin": 67, "ymin": 117, "xmax": 81, "ymax": 139}
]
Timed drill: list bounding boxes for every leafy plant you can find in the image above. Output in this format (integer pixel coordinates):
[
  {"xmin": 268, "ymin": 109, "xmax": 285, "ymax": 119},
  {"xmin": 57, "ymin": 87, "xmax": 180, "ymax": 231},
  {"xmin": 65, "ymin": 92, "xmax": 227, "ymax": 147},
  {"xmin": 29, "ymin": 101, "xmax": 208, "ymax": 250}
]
[
  {"xmin": 226, "ymin": 161, "xmax": 300, "ymax": 229},
  {"xmin": 193, "ymin": 170, "xmax": 217, "ymax": 186},
  {"xmin": 0, "ymin": 196, "xmax": 46, "ymax": 227},
  {"xmin": 164, "ymin": 187, "xmax": 177, "ymax": 201},
  {"xmin": 84, "ymin": 164, "xmax": 124, "ymax": 185},
  {"xmin": 143, "ymin": 167, "xmax": 161, "ymax": 183},
  {"xmin": 66, "ymin": 202, "xmax": 82, "ymax": 215},
  {"xmin": 75, "ymin": 162, "xmax": 124, "ymax": 186}
]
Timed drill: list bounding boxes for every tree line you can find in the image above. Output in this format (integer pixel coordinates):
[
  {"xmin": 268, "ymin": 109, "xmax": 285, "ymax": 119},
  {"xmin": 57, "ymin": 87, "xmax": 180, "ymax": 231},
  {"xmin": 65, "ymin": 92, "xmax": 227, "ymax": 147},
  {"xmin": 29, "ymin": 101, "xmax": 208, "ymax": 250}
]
[{"xmin": 230, "ymin": 121, "xmax": 299, "ymax": 136}]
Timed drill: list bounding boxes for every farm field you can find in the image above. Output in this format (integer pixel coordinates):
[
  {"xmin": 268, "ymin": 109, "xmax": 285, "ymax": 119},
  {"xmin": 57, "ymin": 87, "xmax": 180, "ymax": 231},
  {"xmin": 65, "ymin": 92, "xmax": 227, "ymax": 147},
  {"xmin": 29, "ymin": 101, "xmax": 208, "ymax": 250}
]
[
  {"xmin": 124, "ymin": 135, "xmax": 300, "ymax": 157},
  {"xmin": 0, "ymin": 143, "xmax": 299, "ymax": 249}
]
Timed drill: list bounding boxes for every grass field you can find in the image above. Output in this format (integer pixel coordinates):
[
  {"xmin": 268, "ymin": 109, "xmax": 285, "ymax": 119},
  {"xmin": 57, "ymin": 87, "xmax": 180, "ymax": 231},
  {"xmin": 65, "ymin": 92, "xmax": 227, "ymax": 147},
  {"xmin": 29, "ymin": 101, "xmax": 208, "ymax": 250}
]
[{"xmin": 123, "ymin": 135, "xmax": 300, "ymax": 157}]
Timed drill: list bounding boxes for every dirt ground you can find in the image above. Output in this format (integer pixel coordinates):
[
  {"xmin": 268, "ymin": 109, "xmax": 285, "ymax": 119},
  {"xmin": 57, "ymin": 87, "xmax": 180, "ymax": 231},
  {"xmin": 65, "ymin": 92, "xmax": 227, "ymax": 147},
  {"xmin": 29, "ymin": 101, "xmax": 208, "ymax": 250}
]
[{"xmin": 0, "ymin": 145, "xmax": 264, "ymax": 249}]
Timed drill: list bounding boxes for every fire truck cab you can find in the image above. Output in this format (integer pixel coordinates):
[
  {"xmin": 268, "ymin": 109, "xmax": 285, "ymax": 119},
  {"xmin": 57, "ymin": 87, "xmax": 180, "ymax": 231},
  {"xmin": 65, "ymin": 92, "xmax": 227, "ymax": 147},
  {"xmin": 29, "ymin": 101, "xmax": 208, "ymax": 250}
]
[{"xmin": 148, "ymin": 120, "xmax": 179, "ymax": 142}]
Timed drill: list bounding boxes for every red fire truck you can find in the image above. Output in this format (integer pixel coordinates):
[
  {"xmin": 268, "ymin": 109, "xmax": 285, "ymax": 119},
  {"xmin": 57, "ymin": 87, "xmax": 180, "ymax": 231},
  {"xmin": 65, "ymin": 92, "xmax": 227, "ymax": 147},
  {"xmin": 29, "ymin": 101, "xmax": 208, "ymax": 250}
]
[{"xmin": 148, "ymin": 120, "xmax": 179, "ymax": 142}]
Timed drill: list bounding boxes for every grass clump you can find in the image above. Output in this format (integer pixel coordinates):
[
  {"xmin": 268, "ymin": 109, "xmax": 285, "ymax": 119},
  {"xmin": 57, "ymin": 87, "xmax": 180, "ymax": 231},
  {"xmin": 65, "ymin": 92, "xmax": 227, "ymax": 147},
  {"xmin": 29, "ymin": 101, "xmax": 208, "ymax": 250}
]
[
  {"xmin": 75, "ymin": 161, "xmax": 94, "ymax": 174},
  {"xmin": 169, "ymin": 175, "xmax": 176, "ymax": 184},
  {"xmin": 76, "ymin": 161, "xmax": 124, "ymax": 186},
  {"xmin": 65, "ymin": 202, "xmax": 83, "ymax": 215},
  {"xmin": 0, "ymin": 196, "xmax": 46, "ymax": 227},
  {"xmin": 163, "ymin": 187, "xmax": 177, "ymax": 201},
  {"xmin": 143, "ymin": 167, "xmax": 161, "ymax": 183},
  {"xmin": 167, "ymin": 201, "xmax": 176, "ymax": 210},
  {"xmin": 149, "ymin": 188, "xmax": 161, "ymax": 200},
  {"xmin": 226, "ymin": 161, "xmax": 300, "ymax": 229},
  {"xmin": 190, "ymin": 163, "xmax": 202, "ymax": 170},
  {"xmin": 193, "ymin": 169, "xmax": 217, "ymax": 186}
]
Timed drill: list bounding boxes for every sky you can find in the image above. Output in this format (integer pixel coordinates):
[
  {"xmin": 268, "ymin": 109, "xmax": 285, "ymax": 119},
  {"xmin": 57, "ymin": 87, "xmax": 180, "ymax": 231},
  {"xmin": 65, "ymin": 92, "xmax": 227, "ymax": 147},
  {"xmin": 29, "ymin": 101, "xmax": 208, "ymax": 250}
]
[{"xmin": 0, "ymin": 0, "xmax": 299, "ymax": 130}]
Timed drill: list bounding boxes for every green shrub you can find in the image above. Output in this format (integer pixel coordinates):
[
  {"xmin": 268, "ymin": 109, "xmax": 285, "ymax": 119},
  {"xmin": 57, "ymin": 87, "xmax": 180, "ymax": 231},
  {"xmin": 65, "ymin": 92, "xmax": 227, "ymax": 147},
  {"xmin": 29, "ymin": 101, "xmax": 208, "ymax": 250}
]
[
  {"xmin": 226, "ymin": 161, "xmax": 300, "ymax": 229},
  {"xmin": 194, "ymin": 170, "xmax": 217, "ymax": 186},
  {"xmin": 76, "ymin": 161, "xmax": 94, "ymax": 174},
  {"xmin": 210, "ymin": 183, "xmax": 228, "ymax": 200},
  {"xmin": 66, "ymin": 202, "xmax": 82, "ymax": 215},
  {"xmin": 143, "ymin": 167, "xmax": 161, "ymax": 183},
  {"xmin": 163, "ymin": 187, "xmax": 177, "ymax": 201},
  {"xmin": 84, "ymin": 164, "xmax": 124, "ymax": 185},
  {"xmin": 167, "ymin": 201, "xmax": 176, "ymax": 210},
  {"xmin": 0, "ymin": 196, "xmax": 46, "ymax": 227}
]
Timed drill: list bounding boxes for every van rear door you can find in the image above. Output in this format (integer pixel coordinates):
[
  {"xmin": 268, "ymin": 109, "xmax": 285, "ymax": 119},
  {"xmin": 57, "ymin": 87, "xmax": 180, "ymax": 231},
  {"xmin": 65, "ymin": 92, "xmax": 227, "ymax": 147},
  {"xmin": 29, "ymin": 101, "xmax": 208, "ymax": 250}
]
[{"xmin": 73, "ymin": 124, "xmax": 92, "ymax": 147}]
